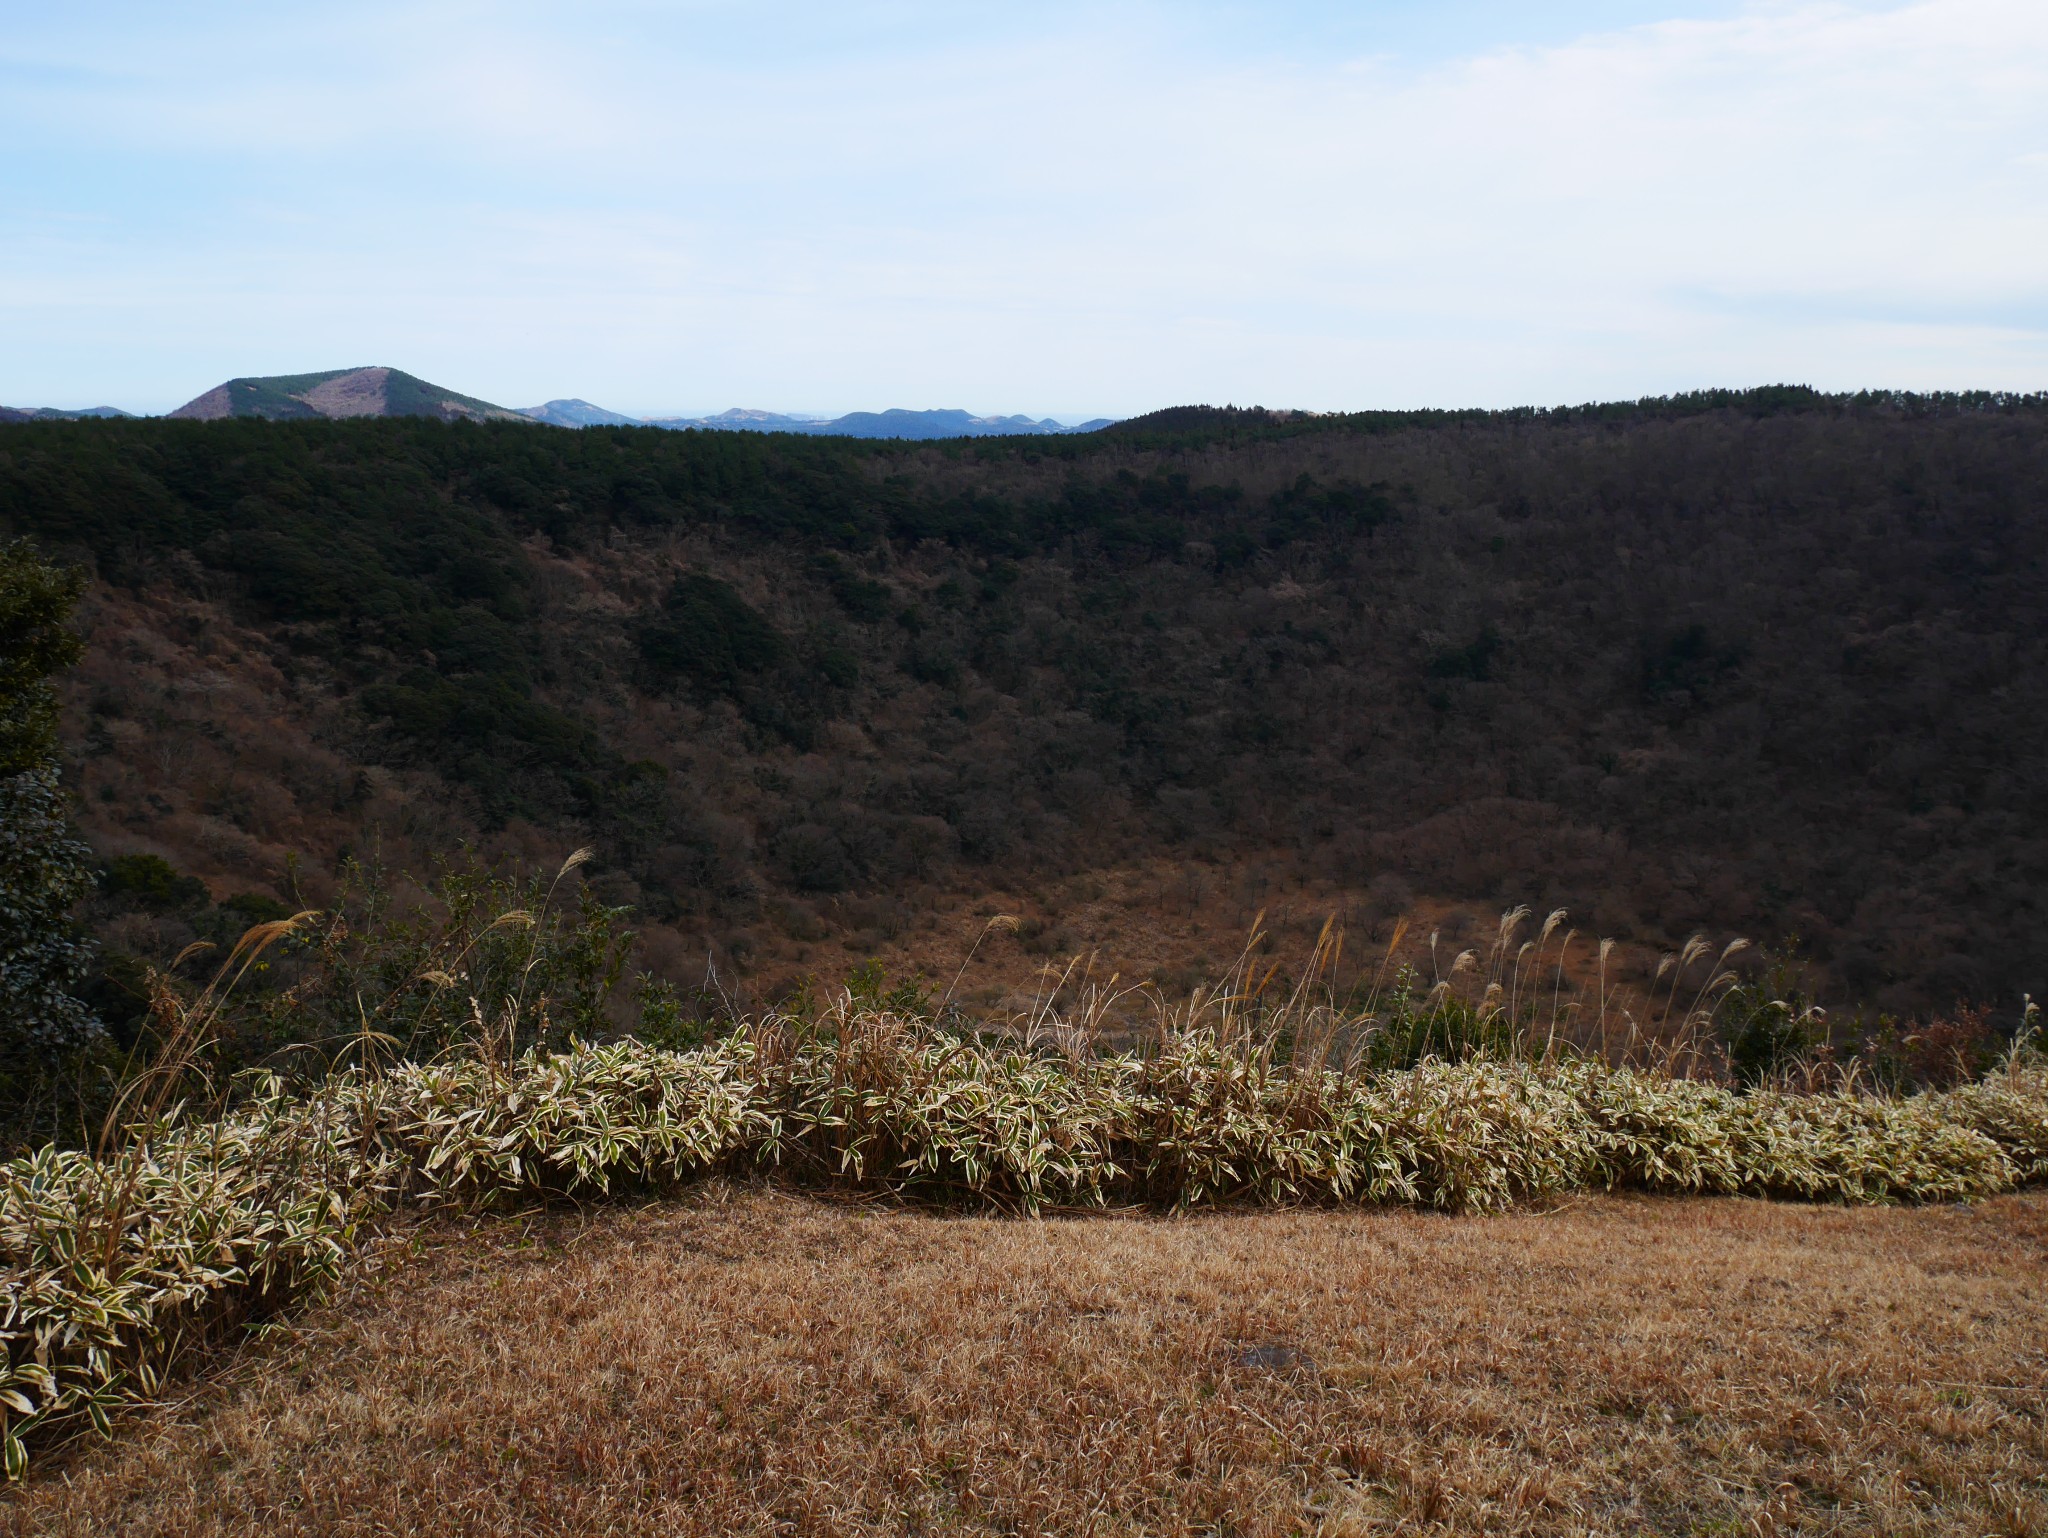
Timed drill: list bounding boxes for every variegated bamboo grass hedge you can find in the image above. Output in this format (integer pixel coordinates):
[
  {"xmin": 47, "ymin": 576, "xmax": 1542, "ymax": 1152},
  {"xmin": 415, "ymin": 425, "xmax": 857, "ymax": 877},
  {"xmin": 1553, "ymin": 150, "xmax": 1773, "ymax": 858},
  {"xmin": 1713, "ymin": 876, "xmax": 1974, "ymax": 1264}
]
[{"xmin": 5, "ymin": 1013, "xmax": 2048, "ymax": 1479}]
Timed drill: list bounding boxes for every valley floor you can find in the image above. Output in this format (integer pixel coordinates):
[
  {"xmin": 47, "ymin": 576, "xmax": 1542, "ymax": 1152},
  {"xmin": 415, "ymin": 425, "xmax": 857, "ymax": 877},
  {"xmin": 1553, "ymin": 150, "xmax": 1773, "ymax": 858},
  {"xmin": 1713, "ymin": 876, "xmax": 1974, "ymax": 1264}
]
[{"xmin": 8, "ymin": 1189, "xmax": 2045, "ymax": 1536}]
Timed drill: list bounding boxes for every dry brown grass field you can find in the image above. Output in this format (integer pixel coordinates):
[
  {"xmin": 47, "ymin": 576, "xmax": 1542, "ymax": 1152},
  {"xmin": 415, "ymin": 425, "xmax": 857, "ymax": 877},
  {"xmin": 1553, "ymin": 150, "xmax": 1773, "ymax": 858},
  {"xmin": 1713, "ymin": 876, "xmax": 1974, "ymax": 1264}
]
[{"xmin": 9, "ymin": 1187, "xmax": 2045, "ymax": 1537}]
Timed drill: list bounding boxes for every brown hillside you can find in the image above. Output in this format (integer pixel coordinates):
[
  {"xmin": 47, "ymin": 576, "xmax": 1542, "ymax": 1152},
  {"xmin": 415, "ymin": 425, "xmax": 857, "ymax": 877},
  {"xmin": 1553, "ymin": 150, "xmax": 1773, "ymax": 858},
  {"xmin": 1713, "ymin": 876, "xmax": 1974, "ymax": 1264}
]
[
  {"xmin": 57, "ymin": 578, "xmax": 1661, "ymax": 1015},
  {"xmin": 295, "ymin": 366, "xmax": 392, "ymax": 418},
  {"xmin": 9, "ymin": 398, "xmax": 2046, "ymax": 1019}
]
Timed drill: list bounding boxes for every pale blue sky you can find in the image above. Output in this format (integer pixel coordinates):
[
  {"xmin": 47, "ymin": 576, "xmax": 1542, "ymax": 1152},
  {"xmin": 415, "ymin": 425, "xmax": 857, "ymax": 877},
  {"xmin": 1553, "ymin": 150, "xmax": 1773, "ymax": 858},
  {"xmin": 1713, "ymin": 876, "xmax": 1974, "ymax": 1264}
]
[{"xmin": 2, "ymin": 1, "xmax": 2042, "ymax": 418}]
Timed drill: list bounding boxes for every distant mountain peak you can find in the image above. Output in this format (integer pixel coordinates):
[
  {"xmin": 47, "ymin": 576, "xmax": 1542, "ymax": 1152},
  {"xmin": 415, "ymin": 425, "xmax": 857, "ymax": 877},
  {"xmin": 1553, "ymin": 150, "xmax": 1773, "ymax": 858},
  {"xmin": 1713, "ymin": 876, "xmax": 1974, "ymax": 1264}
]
[
  {"xmin": 705, "ymin": 407, "xmax": 829, "ymax": 426},
  {"xmin": 169, "ymin": 367, "xmax": 528, "ymax": 424},
  {"xmin": 517, "ymin": 399, "xmax": 644, "ymax": 428}
]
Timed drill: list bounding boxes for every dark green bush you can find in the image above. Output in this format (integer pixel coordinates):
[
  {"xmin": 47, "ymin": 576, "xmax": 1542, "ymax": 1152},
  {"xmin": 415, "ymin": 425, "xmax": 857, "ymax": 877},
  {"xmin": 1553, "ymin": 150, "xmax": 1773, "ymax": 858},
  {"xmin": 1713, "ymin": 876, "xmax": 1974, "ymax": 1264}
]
[
  {"xmin": 99, "ymin": 854, "xmax": 208, "ymax": 911},
  {"xmin": 0, "ymin": 541, "xmax": 106, "ymax": 1148},
  {"xmin": 637, "ymin": 573, "xmax": 787, "ymax": 694},
  {"xmin": 1723, "ymin": 984, "xmax": 1828, "ymax": 1087}
]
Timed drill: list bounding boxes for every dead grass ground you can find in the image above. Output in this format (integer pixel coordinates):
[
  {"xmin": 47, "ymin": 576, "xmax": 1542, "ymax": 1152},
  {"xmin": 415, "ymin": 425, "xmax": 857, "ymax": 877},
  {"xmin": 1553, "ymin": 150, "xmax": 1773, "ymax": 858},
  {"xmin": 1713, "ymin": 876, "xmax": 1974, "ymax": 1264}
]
[{"xmin": 9, "ymin": 1190, "xmax": 2045, "ymax": 1537}]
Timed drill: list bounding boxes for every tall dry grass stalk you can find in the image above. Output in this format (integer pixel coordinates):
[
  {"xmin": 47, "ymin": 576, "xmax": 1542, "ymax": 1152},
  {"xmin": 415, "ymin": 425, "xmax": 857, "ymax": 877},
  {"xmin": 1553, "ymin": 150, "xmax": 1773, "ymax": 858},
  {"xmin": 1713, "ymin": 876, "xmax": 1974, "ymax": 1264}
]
[{"xmin": 987, "ymin": 905, "xmax": 1742, "ymax": 1080}]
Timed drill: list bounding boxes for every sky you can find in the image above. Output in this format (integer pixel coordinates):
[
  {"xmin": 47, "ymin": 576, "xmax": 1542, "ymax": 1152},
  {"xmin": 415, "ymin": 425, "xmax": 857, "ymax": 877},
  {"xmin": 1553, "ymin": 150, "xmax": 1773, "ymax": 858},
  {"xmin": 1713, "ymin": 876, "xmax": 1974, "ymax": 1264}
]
[{"xmin": 1, "ymin": 0, "xmax": 2043, "ymax": 419}]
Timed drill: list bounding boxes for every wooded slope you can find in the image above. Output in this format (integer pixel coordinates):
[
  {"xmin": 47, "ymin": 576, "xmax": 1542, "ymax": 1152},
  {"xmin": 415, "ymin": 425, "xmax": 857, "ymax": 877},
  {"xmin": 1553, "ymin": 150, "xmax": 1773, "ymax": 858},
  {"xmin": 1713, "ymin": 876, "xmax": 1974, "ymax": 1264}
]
[{"xmin": 4, "ymin": 390, "xmax": 2043, "ymax": 1010}]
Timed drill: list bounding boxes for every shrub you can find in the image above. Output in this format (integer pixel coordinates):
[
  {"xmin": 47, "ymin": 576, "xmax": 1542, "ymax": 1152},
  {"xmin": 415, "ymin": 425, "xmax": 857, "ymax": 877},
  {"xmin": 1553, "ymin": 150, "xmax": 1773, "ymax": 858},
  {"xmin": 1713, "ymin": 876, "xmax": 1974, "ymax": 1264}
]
[
  {"xmin": 0, "ymin": 769, "xmax": 107, "ymax": 1141},
  {"xmin": 1860, "ymin": 1004, "xmax": 2005, "ymax": 1091},
  {"xmin": 98, "ymin": 854, "xmax": 208, "ymax": 911},
  {"xmin": 222, "ymin": 850, "xmax": 636, "ymax": 1072},
  {"xmin": 0, "ymin": 540, "xmax": 105, "ymax": 1146},
  {"xmin": 1722, "ymin": 982, "xmax": 1828, "ymax": 1086}
]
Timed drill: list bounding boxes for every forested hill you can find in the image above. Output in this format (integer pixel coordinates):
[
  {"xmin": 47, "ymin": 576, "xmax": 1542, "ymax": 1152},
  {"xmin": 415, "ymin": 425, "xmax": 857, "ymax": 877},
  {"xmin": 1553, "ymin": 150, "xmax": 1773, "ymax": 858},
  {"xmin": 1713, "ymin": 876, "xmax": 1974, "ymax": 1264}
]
[{"xmin": 3, "ymin": 389, "xmax": 2045, "ymax": 1012}]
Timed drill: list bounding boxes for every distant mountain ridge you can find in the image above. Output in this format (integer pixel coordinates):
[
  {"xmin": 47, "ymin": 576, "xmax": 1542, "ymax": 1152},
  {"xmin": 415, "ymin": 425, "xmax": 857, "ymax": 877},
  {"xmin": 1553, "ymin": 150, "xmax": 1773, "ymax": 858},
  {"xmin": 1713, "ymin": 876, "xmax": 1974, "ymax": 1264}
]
[
  {"xmin": 170, "ymin": 367, "xmax": 528, "ymax": 424},
  {"xmin": 642, "ymin": 407, "xmax": 831, "ymax": 431},
  {"xmin": 0, "ymin": 405, "xmax": 132, "ymax": 424},
  {"xmin": 641, "ymin": 406, "xmax": 1117, "ymax": 438},
  {"xmin": 55, "ymin": 367, "xmax": 1117, "ymax": 438}
]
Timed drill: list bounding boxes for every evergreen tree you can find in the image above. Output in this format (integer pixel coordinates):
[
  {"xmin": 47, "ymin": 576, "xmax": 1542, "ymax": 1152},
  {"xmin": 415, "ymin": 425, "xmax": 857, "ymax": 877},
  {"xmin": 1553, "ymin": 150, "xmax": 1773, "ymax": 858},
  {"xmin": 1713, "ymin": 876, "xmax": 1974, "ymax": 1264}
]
[
  {"xmin": 0, "ymin": 538, "xmax": 84, "ymax": 777},
  {"xmin": 0, "ymin": 540, "xmax": 102, "ymax": 1140}
]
